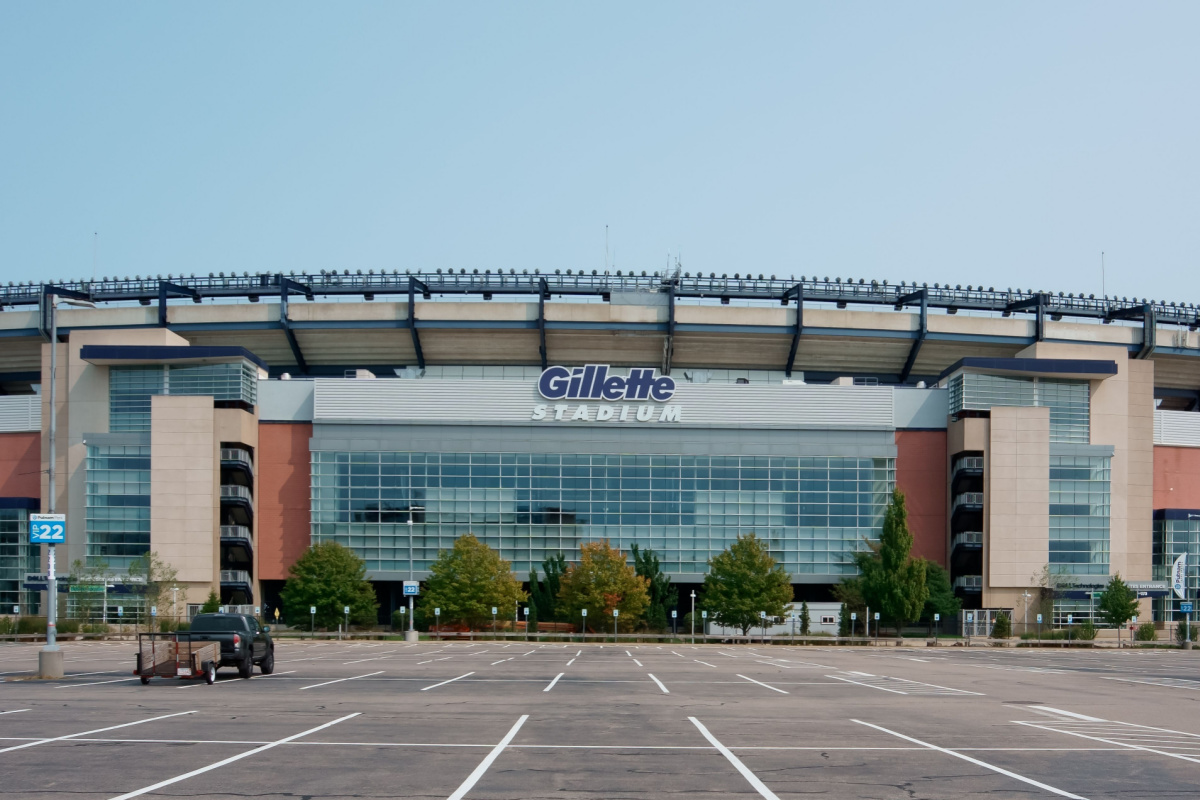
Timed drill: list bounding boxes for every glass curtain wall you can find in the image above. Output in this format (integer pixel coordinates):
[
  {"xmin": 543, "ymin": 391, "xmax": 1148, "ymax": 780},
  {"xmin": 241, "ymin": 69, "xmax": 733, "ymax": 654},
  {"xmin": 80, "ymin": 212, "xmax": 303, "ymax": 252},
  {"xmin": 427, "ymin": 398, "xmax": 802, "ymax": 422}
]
[
  {"xmin": 85, "ymin": 445, "xmax": 151, "ymax": 569},
  {"xmin": 1049, "ymin": 455, "xmax": 1111, "ymax": 576},
  {"xmin": 1154, "ymin": 515, "xmax": 1200, "ymax": 621},
  {"xmin": 110, "ymin": 361, "xmax": 258, "ymax": 431},
  {"xmin": 311, "ymin": 452, "xmax": 894, "ymax": 577},
  {"xmin": 948, "ymin": 373, "xmax": 1089, "ymax": 443},
  {"xmin": 0, "ymin": 510, "xmax": 38, "ymax": 614}
]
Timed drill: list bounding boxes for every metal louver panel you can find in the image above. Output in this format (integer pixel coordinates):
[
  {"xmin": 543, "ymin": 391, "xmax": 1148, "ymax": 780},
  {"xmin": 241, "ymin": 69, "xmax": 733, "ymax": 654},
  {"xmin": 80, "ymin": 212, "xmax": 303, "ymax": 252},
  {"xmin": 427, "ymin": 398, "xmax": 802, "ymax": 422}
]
[
  {"xmin": 1155, "ymin": 410, "xmax": 1200, "ymax": 447},
  {"xmin": 0, "ymin": 396, "xmax": 40, "ymax": 432},
  {"xmin": 313, "ymin": 379, "xmax": 895, "ymax": 430}
]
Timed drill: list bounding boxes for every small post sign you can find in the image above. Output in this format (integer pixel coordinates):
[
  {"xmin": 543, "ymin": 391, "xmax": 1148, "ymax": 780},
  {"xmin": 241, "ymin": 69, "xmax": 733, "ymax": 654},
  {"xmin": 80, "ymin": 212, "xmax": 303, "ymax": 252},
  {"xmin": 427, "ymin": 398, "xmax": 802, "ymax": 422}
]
[
  {"xmin": 1182, "ymin": 602, "xmax": 1194, "ymax": 613},
  {"xmin": 29, "ymin": 514, "xmax": 66, "ymax": 544},
  {"xmin": 403, "ymin": 580, "xmax": 420, "ymax": 596}
]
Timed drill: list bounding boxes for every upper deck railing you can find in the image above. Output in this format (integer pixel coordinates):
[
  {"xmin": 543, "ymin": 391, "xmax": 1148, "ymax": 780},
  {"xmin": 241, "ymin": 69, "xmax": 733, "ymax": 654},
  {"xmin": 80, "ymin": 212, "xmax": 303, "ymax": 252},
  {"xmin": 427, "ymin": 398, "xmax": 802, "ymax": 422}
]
[{"xmin": 5, "ymin": 271, "xmax": 1197, "ymax": 329}]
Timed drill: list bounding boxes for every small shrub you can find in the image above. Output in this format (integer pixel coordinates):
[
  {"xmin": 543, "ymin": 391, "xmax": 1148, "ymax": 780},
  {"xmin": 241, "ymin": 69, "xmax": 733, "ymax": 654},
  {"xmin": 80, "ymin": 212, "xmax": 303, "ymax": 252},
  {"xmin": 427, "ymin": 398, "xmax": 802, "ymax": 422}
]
[
  {"xmin": 991, "ymin": 612, "xmax": 1012, "ymax": 639},
  {"xmin": 57, "ymin": 619, "xmax": 80, "ymax": 634},
  {"xmin": 0, "ymin": 616, "xmax": 14, "ymax": 635},
  {"xmin": 17, "ymin": 616, "xmax": 47, "ymax": 635},
  {"xmin": 1176, "ymin": 622, "xmax": 1198, "ymax": 646},
  {"xmin": 1076, "ymin": 620, "xmax": 1097, "ymax": 641},
  {"xmin": 1135, "ymin": 623, "xmax": 1157, "ymax": 642}
]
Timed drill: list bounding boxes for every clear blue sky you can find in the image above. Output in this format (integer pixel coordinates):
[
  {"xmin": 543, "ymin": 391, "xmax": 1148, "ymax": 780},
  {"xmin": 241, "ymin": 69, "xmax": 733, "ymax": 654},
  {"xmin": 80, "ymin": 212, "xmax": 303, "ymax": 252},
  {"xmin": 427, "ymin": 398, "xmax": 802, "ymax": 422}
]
[{"xmin": 2, "ymin": 3, "xmax": 1197, "ymax": 302}]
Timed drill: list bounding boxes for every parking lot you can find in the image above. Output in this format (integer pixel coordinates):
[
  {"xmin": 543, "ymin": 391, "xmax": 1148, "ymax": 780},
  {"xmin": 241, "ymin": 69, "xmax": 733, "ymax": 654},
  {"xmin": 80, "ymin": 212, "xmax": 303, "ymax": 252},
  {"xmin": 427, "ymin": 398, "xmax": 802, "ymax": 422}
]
[{"xmin": 2, "ymin": 639, "xmax": 1200, "ymax": 799}]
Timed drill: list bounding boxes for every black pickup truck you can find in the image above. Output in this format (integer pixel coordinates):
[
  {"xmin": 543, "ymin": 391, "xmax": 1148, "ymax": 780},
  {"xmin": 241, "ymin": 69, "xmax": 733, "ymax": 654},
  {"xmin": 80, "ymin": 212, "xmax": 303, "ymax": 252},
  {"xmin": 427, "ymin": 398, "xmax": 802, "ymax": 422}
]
[{"xmin": 187, "ymin": 613, "xmax": 275, "ymax": 678}]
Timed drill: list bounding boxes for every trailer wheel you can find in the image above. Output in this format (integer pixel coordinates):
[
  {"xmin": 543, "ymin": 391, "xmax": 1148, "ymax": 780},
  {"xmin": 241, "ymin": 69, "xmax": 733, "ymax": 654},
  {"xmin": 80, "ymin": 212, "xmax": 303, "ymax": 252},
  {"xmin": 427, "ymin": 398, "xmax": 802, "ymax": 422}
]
[
  {"xmin": 205, "ymin": 661, "xmax": 217, "ymax": 685},
  {"xmin": 140, "ymin": 675, "xmax": 151, "ymax": 685}
]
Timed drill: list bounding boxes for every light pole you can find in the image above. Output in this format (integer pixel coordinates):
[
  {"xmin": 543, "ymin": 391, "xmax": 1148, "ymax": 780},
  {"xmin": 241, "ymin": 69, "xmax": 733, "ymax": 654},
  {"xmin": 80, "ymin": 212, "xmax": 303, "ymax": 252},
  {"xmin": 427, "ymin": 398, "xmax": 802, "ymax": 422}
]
[
  {"xmin": 39, "ymin": 290, "xmax": 93, "ymax": 678},
  {"xmin": 690, "ymin": 590, "xmax": 696, "ymax": 644},
  {"xmin": 407, "ymin": 506, "xmax": 423, "ymax": 641},
  {"xmin": 613, "ymin": 608, "xmax": 618, "ymax": 642},
  {"xmin": 171, "ymin": 586, "xmax": 179, "ymax": 628},
  {"xmin": 1022, "ymin": 590, "xmax": 1032, "ymax": 635}
]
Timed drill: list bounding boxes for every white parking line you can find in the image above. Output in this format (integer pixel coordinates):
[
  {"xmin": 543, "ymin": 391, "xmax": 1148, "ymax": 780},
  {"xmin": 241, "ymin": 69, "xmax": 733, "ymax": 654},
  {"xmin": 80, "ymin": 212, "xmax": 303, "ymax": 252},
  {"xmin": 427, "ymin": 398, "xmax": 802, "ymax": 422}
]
[
  {"xmin": 852, "ymin": 720, "xmax": 1088, "ymax": 800},
  {"xmin": 737, "ymin": 674, "xmax": 788, "ymax": 694},
  {"xmin": 0, "ymin": 710, "xmax": 196, "ymax": 755},
  {"xmin": 544, "ymin": 673, "xmax": 565, "ymax": 692},
  {"xmin": 178, "ymin": 671, "xmax": 297, "ymax": 689},
  {"xmin": 298, "ymin": 671, "xmax": 383, "ymax": 691},
  {"xmin": 56, "ymin": 678, "xmax": 141, "ymax": 689},
  {"xmin": 107, "ymin": 713, "xmax": 359, "ymax": 800},
  {"xmin": 648, "ymin": 674, "xmax": 669, "ymax": 693},
  {"xmin": 0, "ymin": 709, "xmax": 30, "ymax": 715},
  {"xmin": 1031, "ymin": 706, "xmax": 1105, "ymax": 722},
  {"xmin": 446, "ymin": 715, "xmax": 529, "ymax": 800},
  {"xmin": 422, "ymin": 672, "xmax": 475, "ymax": 691},
  {"xmin": 689, "ymin": 717, "xmax": 780, "ymax": 800},
  {"xmin": 1013, "ymin": 720, "xmax": 1200, "ymax": 765},
  {"xmin": 633, "ymin": 659, "xmax": 643, "ymax": 667},
  {"xmin": 825, "ymin": 675, "xmax": 907, "ymax": 694},
  {"xmin": 694, "ymin": 660, "xmax": 717, "ymax": 667}
]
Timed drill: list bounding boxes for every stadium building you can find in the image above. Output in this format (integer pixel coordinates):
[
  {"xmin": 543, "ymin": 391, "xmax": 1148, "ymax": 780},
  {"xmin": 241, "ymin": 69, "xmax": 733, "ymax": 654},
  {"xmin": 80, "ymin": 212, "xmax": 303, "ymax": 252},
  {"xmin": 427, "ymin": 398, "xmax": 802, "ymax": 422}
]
[{"xmin": 2, "ymin": 270, "xmax": 1200, "ymax": 628}]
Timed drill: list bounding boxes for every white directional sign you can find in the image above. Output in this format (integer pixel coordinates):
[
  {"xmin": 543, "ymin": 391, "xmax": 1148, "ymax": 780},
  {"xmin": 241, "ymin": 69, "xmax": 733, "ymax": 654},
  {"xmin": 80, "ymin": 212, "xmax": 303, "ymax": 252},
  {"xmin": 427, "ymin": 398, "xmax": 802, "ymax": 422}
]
[
  {"xmin": 344, "ymin": 606, "xmax": 350, "ymax": 615},
  {"xmin": 29, "ymin": 514, "xmax": 66, "ymax": 544},
  {"xmin": 671, "ymin": 610, "xmax": 677, "ymax": 619},
  {"xmin": 934, "ymin": 613, "xmax": 940, "ymax": 622},
  {"xmin": 613, "ymin": 609, "xmax": 619, "ymax": 617},
  {"xmin": 492, "ymin": 607, "xmax": 498, "ymax": 615},
  {"xmin": 310, "ymin": 606, "xmax": 316, "ymax": 614}
]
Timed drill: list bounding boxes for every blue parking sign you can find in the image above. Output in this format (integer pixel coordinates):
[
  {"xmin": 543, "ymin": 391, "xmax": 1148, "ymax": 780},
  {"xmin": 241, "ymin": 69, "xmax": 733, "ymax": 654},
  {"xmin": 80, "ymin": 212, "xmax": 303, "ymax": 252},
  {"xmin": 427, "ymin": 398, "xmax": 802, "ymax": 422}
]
[
  {"xmin": 1182, "ymin": 602, "xmax": 1194, "ymax": 613},
  {"xmin": 29, "ymin": 514, "xmax": 66, "ymax": 544}
]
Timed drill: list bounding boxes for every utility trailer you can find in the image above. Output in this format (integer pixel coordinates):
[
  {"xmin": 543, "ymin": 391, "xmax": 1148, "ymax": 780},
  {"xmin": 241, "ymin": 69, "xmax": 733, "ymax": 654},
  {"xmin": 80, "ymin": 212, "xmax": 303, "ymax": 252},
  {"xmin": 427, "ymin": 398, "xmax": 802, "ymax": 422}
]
[{"xmin": 135, "ymin": 632, "xmax": 219, "ymax": 684}]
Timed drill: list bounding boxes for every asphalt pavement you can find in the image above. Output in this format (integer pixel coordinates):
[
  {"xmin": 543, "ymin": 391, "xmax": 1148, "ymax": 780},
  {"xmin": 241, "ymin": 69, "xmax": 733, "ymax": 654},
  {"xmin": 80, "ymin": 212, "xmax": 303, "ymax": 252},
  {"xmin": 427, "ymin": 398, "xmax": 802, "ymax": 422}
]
[{"xmin": 2, "ymin": 638, "xmax": 1200, "ymax": 799}]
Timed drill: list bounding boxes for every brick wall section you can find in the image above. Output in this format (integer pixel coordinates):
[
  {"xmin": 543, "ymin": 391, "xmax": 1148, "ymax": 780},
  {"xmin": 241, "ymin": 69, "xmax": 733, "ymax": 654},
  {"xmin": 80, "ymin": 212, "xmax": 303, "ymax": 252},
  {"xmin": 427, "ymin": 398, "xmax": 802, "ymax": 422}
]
[
  {"xmin": 1154, "ymin": 446, "xmax": 1200, "ymax": 509},
  {"xmin": 895, "ymin": 429, "xmax": 948, "ymax": 567},
  {"xmin": 0, "ymin": 431, "xmax": 40, "ymax": 498},
  {"xmin": 257, "ymin": 422, "xmax": 312, "ymax": 580}
]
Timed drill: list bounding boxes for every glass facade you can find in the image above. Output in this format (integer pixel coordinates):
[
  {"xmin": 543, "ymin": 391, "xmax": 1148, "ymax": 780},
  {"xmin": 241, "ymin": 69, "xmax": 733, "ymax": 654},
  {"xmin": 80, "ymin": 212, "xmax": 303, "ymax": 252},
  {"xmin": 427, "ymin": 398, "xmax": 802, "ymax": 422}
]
[
  {"xmin": 85, "ymin": 445, "xmax": 151, "ymax": 569},
  {"xmin": 1153, "ymin": 515, "xmax": 1200, "ymax": 620},
  {"xmin": 311, "ymin": 451, "xmax": 895, "ymax": 578},
  {"xmin": 1049, "ymin": 455, "xmax": 1111, "ymax": 575},
  {"xmin": 110, "ymin": 361, "xmax": 258, "ymax": 431},
  {"xmin": 948, "ymin": 373, "xmax": 1090, "ymax": 443},
  {"xmin": 0, "ymin": 509, "xmax": 38, "ymax": 613}
]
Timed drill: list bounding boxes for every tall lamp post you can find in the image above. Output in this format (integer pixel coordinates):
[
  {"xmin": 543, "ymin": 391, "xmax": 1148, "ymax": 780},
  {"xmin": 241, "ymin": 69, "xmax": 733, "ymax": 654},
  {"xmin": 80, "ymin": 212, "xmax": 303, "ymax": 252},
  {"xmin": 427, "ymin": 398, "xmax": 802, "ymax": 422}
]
[
  {"xmin": 406, "ymin": 505, "xmax": 424, "ymax": 642},
  {"xmin": 39, "ymin": 289, "xmax": 94, "ymax": 679},
  {"xmin": 1022, "ymin": 590, "xmax": 1032, "ymax": 636},
  {"xmin": 690, "ymin": 590, "xmax": 696, "ymax": 644}
]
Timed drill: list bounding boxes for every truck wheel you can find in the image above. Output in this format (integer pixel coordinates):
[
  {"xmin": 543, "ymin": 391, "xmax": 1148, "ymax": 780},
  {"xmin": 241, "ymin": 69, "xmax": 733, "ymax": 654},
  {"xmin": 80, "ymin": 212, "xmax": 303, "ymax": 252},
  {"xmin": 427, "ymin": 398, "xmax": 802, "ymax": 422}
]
[
  {"xmin": 238, "ymin": 655, "xmax": 253, "ymax": 679},
  {"xmin": 259, "ymin": 649, "xmax": 274, "ymax": 675},
  {"xmin": 140, "ymin": 675, "xmax": 151, "ymax": 685},
  {"xmin": 205, "ymin": 662, "xmax": 216, "ymax": 685}
]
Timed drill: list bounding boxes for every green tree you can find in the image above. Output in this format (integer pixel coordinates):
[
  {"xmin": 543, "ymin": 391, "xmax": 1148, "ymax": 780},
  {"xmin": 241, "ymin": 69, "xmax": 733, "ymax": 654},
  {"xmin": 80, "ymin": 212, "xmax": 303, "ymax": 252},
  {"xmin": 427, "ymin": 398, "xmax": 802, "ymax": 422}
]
[
  {"xmin": 701, "ymin": 533, "xmax": 793, "ymax": 635},
  {"xmin": 991, "ymin": 611, "xmax": 1011, "ymax": 639},
  {"xmin": 799, "ymin": 600, "xmax": 811, "ymax": 636},
  {"xmin": 837, "ymin": 602, "xmax": 851, "ymax": 636},
  {"xmin": 558, "ymin": 540, "xmax": 650, "ymax": 632},
  {"xmin": 832, "ymin": 579, "xmax": 864, "ymax": 635},
  {"xmin": 129, "ymin": 551, "xmax": 179, "ymax": 631},
  {"xmin": 921, "ymin": 562, "xmax": 961, "ymax": 623},
  {"xmin": 855, "ymin": 490, "xmax": 928, "ymax": 631},
  {"xmin": 200, "ymin": 590, "xmax": 221, "ymax": 614},
  {"xmin": 526, "ymin": 601, "xmax": 539, "ymax": 633},
  {"xmin": 529, "ymin": 552, "xmax": 566, "ymax": 622},
  {"xmin": 280, "ymin": 541, "xmax": 379, "ymax": 629},
  {"xmin": 67, "ymin": 558, "xmax": 110, "ymax": 623},
  {"xmin": 422, "ymin": 534, "xmax": 526, "ymax": 630},
  {"xmin": 632, "ymin": 544, "xmax": 677, "ymax": 632},
  {"xmin": 1098, "ymin": 573, "xmax": 1140, "ymax": 647}
]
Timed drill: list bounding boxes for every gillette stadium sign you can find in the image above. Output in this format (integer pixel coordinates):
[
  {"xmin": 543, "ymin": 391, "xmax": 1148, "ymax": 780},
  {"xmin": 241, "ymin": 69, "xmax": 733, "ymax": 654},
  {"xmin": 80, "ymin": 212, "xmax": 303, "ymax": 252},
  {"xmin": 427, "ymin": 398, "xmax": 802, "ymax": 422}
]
[{"xmin": 532, "ymin": 365, "xmax": 681, "ymax": 423}]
